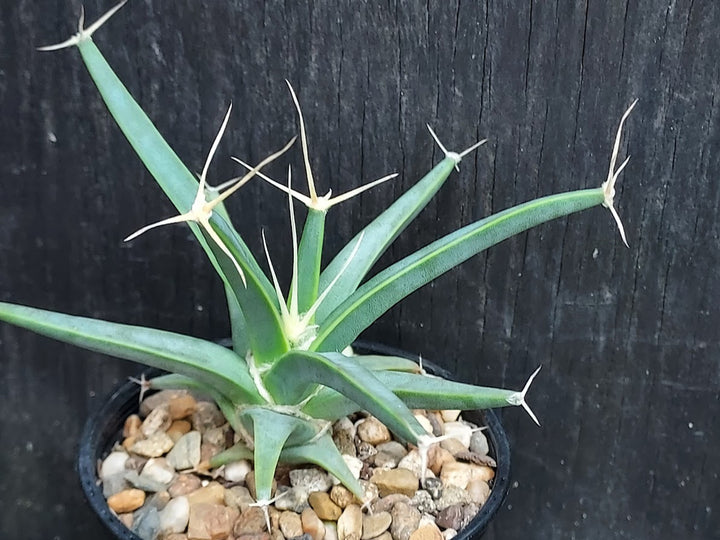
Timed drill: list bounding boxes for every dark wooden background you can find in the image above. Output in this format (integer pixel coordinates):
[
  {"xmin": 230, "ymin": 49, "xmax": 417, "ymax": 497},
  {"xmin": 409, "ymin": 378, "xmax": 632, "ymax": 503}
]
[{"xmin": 1, "ymin": 1, "xmax": 718, "ymax": 538}]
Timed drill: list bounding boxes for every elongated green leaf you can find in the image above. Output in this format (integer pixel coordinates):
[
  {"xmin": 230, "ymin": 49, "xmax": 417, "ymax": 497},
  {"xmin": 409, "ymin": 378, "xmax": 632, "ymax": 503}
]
[
  {"xmin": 225, "ymin": 287, "xmax": 250, "ymax": 356},
  {"xmin": 240, "ymin": 408, "xmax": 302, "ymax": 501},
  {"xmin": 208, "ymin": 195, "xmax": 253, "ymax": 355},
  {"xmin": 317, "ymin": 157, "xmax": 456, "ymax": 321},
  {"xmin": 149, "ymin": 373, "xmax": 211, "ymax": 393},
  {"xmin": 209, "ymin": 442, "xmax": 254, "ymax": 468},
  {"xmin": 0, "ymin": 302, "xmax": 262, "ymax": 405},
  {"xmin": 203, "ymin": 216, "xmax": 289, "ymax": 363},
  {"xmin": 354, "ymin": 354, "xmax": 422, "ymax": 373},
  {"xmin": 375, "ymin": 371, "xmax": 516, "ymax": 410},
  {"xmin": 77, "ymin": 40, "xmax": 196, "ymax": 213},
  {"xmin": 312, "ymin": 188, "xmax": 606, "ymax": 352},
  {"xmin": 263, "ymin": 351, "xmax": 426, "ymax": 443},
  {"xmin": 297, "ymin": 209, "xmax": 326, "ymax": 315},
  {"xmin": 74, "ymin": 40, "xmax": 285, "ymax": 361}
]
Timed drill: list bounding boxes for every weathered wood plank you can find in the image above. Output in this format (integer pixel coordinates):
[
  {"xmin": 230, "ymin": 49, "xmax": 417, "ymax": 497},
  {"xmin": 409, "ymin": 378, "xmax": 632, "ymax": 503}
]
[{"xmin": 0, "ymin": 1, "xmax": 718, "ymax": 538}]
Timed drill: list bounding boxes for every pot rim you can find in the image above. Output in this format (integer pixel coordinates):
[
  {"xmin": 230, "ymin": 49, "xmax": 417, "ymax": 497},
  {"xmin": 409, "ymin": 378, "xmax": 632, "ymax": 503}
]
[{"xmin": 78, "ymin": 341, "xmax": 511, "ymax": 539}]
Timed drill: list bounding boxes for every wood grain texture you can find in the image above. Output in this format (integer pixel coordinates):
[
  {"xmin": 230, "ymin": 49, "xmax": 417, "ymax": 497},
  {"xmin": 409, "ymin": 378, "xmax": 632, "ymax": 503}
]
[{"xmin": 0, "ymin": 1, "xmax": 718, "ymax": 538}]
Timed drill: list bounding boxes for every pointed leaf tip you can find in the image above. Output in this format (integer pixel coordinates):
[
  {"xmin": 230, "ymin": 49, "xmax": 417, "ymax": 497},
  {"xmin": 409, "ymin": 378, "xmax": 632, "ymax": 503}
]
[
  {"xmin": 601, "ymin": 100, "xmax": 637, "ymax": 248},
  {"xmin": 37, "ymin": 0, "xmax": 128, "ymax": 51},
  {"xmin": 507, "ymin": 365, "xmax": 542, "ymax": 426},
  {"xmin": 426, "ymin": 125, "xmax": 487, "ymax": 169}
]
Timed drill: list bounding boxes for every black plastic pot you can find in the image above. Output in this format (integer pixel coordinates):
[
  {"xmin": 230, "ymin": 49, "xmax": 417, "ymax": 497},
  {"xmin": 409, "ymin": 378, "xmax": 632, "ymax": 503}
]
[{"xmin": 78, "ymin": 342, "xmax": 511, "ymax": 539}]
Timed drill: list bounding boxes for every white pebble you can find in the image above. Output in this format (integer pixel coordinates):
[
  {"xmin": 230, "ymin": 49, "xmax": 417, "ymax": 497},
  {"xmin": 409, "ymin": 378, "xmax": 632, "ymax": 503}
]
[
  {"xmin": 100, "ymin": 451, "xmax": 129, "ymax": 480},
  {"xmin": 413, "ymin": 414, "xmax": 434, "ymax": 434},
  {"xmin": 442, "ymin": 422, "xmax": 473, "ymax": 449},
  {"xmin": 440, "ymin": 410, "xmax": 461, "ymax": 423},
  {"xmin": 158, "ymin": 496, "xmax": 189, "ymax": 533},
  {"xmin": 140, "ymin": 458, "xmax": 176, "ymax": 486},
  {"xmin": 224, "ymin": 460, "xmax": 252, "ymax": 483}
]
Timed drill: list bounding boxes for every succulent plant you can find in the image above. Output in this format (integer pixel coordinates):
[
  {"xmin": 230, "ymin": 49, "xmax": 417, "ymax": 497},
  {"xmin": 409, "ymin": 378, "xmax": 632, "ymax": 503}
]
[{"xmin": 0, "ymin": 1, "xmax": 635, "ymax": 516}]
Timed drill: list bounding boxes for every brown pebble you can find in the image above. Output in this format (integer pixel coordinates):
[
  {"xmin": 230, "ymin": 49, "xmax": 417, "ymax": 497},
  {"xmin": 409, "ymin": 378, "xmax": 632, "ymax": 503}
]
[
  {"xmin": 191, "ymin": 401, "xmax": 225, "ymax": 433},
  {"xmin": 268, "ymin": 507, "xmax": 282, "ymax": 532},
  {"xmin": 308, "ymin": 492, "xmax": 342, "ymax": 520},
  {"xmin": 371, "ymin": 468, "xmax": 419, "ymax": 497},
  {"xmin": 122, "ymin": 436, "xmax": 138, "ymax": 452},
  {"xmin": 117, "ymin": 512, "xmax": 134, "ymax": 528},
  {"xmin": 301, "ymin": 507, "xmax": 326, "ymax": 540},
  {"xmin": 357, "ymin": 416, "xmax": 391, "ymax": 445},
  {"xmin": 361, "ymin": 511, "xmax": 392, "ymax": 539},
  {"xmin": 436, "ymin": 504, "xmax": 464, "ymax": 530},
  {"xmin": 279, "ymin": 511, "xmax": 304, "ymax": 538},
  {"xmin": 466, "ymin": 480, "xmax": 491, "ymax": 505},
  {"xmin": 167, "ymin": 420, "xmax": 192, "ymax": 441},
  {"xmin": 168, "ymin": 394, "xmax": 197, "ymax": 420},
  {"xmin": 440, "ymin": 462, "xmax": 494, "ymax": 490},
  {"xmin": 370, "ymin": 493, "xmax": 411, "ymax": 514},
  {"xmin": 390, "ymin": 502, "xmax": 421, "ymax": 540},
  {"xmin": 428, "ymin": 446, "xmax": 455, "ymax": 476},
  {"xmin": 130, "ymin": 432, "xmax": 174, "ymax": 458},
  {"xmin": 235, "ymin": 534, "xmax": 270, "ymax": 540},
  {"xmin": 123, "ymin": 414, "xmax": 142, "ymax": 438},
  {"xmin": 233, "ymin": 507, "xmax": 268, "ymax": 535},
  {"xmin": 454, "ymin": 450, "xmax": 497, "ymax": 468},
  {"xmin": 168, "ymin": 473, "xmax": 202, "ymax": 498},
  {"xmin": 225, "ymin": 485, "xmax": 254, "ymax": 512},
  {"xmin": 409, "ymin": 523, "xmax": 443, "ymax": 540},
  {"xmin": 186, "ymin": 482, "xmax": 225, "ymax": 506},
  {"xmin": 141, "ymin": 405, "xmax": 172, "ymax": 437},
  {"xmin": 107, "ymin": 488, "xmax": 145, "ymax": 513},
  {"xmin": 187, "ymin": 502, "xmax": 239, "ymax": 540},
  {"xmin": 330, "ymin": 485, "xmax": 355, "ymax": 509},
  {"xmin": 338, "ymin": 504, "xmax": 362, "ymax": 540},
  {"xmin": 426, "ymin": 412, "xmax": 444, "ymax": 437},
  {"xmin": 200, "ymin": 442, "xmax": 222, "ymax": 463},
  {"xmin": 164, "ymin": 534, "xmax": 188, "ymax": 540},
  {"xmin": 439, "ymin": 438, "xmax": 466, "ymax": 457},
  {"xmin": 140, "ymin": 389, "xmax": 189, "ymax": 417}
]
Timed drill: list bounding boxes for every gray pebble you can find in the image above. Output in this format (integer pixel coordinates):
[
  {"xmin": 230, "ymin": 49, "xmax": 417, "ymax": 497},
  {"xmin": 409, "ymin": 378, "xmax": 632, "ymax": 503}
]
[
  {"xmin": 274, "ymin": 485, "xmax": 310, "ymax": 513},
  {"xmin": 289, "ymin": 468, "xmax": 333, "ymax": 493},
  {"xmin": 166, "ymin": 431, "xmax": 201, "ymax": 470},
  {"xmin": 436, "ymin": 485, "xmax": 471, "ymax": 511},
  {"xmin": 461, "ymin": 503, "xmax": 480, "ymax": 529},
  {"xmin": 390, "ymin": 502, "xmax": 421, "ymax": 540},
  {"xmin": 102, "ymin": 472, "xmax": 130, "ymax": 498},
  {"xmin": 436, "ymin": 504, "xmax": 464, "ymax": 531},
  {"xmin": 410, "ymin": 490, "xmax": 436, "ymax": 514},
  {"xmin": 124, "ymin": 470, "xmax": 168, "ymax": 493},
  {"xmin": 469, "ymin": 431, "xmax": 489, "ymax": 456},
  {"xmin": 423, "ymin": 477, "xmax": 443, "ymax": 500},
  {"xmin": 132, "ymin": 505, "xmax": 161, "ymax": 540}
]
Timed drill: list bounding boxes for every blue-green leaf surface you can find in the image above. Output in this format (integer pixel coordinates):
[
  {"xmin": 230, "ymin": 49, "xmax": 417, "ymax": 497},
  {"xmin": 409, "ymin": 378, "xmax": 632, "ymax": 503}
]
[
  {"xmin": 263, "ymin": 350, "xmax": 426, "ymax": 443},
  {"xmin": 0, "ymin": 302, "xmax": 262, "ymax": 405},
  {"xmin": 316, "ymin": 157, "xmax": 457, "ymax": 320},
  {"xmin": 296, "ymin": 209, "xmax": 326, "ymax": 315},
  {"xmin": 312, "ymin": 189, "xmax": 606, "ymax": 352}
]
